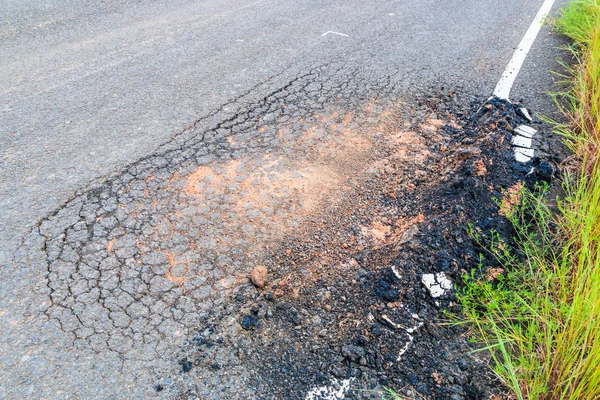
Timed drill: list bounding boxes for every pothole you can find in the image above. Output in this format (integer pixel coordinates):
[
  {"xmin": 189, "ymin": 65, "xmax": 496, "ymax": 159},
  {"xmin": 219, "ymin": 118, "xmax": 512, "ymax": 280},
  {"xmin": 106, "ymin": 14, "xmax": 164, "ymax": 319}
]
[{"xmin": 38, "ymin": 97, "xmax": 449, "ymax": 360}]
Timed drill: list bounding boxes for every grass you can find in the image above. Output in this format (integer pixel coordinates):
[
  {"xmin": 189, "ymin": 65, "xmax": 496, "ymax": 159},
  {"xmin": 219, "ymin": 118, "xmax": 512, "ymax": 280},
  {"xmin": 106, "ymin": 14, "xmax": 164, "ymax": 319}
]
[{"xmin": 457, "ymin": 1, "xmax": 600, "ymax": 399}]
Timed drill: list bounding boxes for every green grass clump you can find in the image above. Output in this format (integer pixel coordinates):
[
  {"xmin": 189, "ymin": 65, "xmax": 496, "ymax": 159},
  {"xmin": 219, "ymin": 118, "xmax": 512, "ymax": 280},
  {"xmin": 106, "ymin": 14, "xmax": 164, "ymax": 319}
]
[
  {"xmin": 458, "ymin": 1, "xmax": 600, "ymax": 399},
  {"xmin": 554, "ymin": 0, "xmax": 600, "ymax": 171},
  {"xmin": 461, "ymin": 176, "xmax": 600, "ymax": 399}
]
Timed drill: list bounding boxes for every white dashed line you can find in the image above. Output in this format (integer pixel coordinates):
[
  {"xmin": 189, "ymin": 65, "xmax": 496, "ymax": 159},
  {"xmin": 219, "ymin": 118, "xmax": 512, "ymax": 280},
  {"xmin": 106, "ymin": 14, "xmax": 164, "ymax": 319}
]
[{"xmin": 493, "ymin": 0, "xmax": 557, "ymax": 100}]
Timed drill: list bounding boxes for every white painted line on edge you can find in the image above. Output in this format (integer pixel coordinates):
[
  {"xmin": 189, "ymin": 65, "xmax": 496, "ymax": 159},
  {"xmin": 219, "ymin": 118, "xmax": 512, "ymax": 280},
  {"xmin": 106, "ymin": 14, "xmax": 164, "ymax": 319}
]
[
  {"xmin": 515, "ymin": 152, "xmax": 533, "ymax": 163},
  {"xmin": 515, "ymin": 124, "xmax": 537, "ymax": 138},
  {"xmin": 511, "ymin": 135, "xmax": 533, "ymax": 148},
  {"xmin": 515, "ymin": 147, "xmax": 535, "ymax": 158},
  {"xmin": 321, "ymin": 31, "xmax": 349, "ymax": 37},
  {"xmin": 493, "ymin": 0, "xmax": 557, "ymax": 99}
]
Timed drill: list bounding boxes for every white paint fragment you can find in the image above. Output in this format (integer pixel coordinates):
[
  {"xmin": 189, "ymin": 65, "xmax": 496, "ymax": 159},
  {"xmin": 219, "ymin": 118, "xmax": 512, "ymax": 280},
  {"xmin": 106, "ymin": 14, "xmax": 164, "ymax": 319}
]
[
  {"xmin": 305, "ymin": 378, "xmax": 354, "ymax": 400},
  {"xmin": 421, "ymin": 272, "xmax": 453, "ymax": 298},
  {"xmin": 397, "ymin": 315, "xmax": 423, "ymax": 360},
  {"xmin": 517, "ymin": 106, "xmax": 533, "ymax": 121},
  {"xmin": 381, "ymin": 314, "xmax": 404, "ymax": 330},
  {"xmin": 380, "ymin": 313, "xmax": 424, "ymax": 360},
  {"xmin": 515, "ymin": 147, "xmax": 535, "ymax": 157},
  {"xmin": 493, "ymin": 0, "xmax": 557, "ymax": 99},
  {"xmin": 397, "ymin": 334, "xmax": 414, "ymax": 359},
  {"xmin": 514, "ymin": 147, "xmax": 535, "ymax": 163},
  {"xmin": 511, "ymin": 135, "xmax": 533, "ymax": 148},
  {"xmin": 391, "ymin": 265, "xmax": 402, "ymax": 280},
  {"xmin": 514, "ymin": 124, "xmax": 537, "ymax": 138},
  {"xmin": 321, "ymin": 31, "xmax": 349, "ymax": 37},
  {"xmin": 406, "ymin": 320, "xmax": 423, "ymax": 334},
  {"xmin": 515, "ymin": 152, "xmax": 532, "ymax": 163}
]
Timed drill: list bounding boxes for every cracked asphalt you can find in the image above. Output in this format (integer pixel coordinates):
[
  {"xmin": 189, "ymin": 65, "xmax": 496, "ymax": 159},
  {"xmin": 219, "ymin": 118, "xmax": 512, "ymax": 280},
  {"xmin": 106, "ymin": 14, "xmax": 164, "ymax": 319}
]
[{"xmin": 1, "ymin": 0, "xmax": 567, "ymax": 398}]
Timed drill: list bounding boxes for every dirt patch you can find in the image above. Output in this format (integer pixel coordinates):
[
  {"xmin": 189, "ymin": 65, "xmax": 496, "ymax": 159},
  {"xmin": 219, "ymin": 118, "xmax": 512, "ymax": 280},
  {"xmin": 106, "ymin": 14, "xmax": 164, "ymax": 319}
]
[
  {"xmin": 160, "ymin": 101, "xmax": 445, "ymax": 262},
  {"xmin": 184, "ymin": 156, "xmax": 341, "ymax": 224}
]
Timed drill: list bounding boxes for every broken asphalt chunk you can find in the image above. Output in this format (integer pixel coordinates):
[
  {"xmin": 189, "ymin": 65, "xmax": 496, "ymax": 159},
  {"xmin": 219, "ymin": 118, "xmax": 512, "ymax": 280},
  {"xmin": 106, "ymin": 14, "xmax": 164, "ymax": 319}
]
[
  {"xmin": 511, "ymin": 135, "xmax": 533, "ymax": 148},
  {"xmin": 515, "ymin": 106, "xmax": 533, "ymax": 122},
  {"xmin": 421, "ymin": 272, "xmax": 453, "ymax": 298},
  {"xmin": 514, "ymin": 124, "xmax": 537, "ymax": 138}
]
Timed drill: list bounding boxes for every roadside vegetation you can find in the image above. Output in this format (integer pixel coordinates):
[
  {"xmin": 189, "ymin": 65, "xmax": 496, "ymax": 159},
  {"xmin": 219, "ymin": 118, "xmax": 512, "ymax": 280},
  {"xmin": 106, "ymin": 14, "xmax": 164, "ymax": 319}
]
[{"xmin": 458, "ymin": 1, "xmax": 600, "ymax": 399}]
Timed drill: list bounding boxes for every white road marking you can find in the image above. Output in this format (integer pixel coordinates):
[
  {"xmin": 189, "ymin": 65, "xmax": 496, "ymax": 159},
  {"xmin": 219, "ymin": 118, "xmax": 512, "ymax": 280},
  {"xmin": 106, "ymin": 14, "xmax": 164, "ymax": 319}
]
[
  {"xmin": 511, "ymin": 135, "xmax": 533, "ymax": 148},
  {"xmin": 515, "ymin": 147, "xmax": 535, "ymax": 158},
  {"xmin": 515, "ymin": 152, "xmax": 533, "ymax": 163},
  {"xmin": 493, "ymin": 0, "xmax": 557, "ymax": 99},
  {"xmin": 512, "ymin": 125, "xmax": 538, "ymax": 163},
  {"xmin": 515, "ymin": 125, "xmax": 537, "ymax": 138},
  {"xmin": 321, "ymin": 31, "xmax": 349, "ymax": 37}
]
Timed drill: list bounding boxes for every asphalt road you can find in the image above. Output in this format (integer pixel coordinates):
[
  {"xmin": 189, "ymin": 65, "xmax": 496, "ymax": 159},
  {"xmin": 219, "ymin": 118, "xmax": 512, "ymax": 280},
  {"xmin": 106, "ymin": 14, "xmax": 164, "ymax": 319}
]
[{"xmin": 0, "ymin": 0, "xmax": 566, "ymax": 398}]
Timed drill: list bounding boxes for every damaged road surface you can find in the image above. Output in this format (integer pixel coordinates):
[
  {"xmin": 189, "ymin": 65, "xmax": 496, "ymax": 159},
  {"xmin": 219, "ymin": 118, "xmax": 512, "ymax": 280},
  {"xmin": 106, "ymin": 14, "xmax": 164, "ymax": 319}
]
[
  {"xmin": 4, "ymin": 70, "xmax": 555, "ymax": 399},
  {"xmin": 0, "ymin": 0, "xmax": 565, "ymax": 399}
]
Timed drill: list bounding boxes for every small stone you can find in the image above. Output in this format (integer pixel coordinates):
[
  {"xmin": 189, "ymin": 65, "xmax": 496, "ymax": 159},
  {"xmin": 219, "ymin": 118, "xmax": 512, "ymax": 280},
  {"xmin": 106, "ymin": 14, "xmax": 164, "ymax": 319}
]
[
  {"xmin": 341, "ymin": 345, "xmax": 365, "ymax": 362},
  {"xmin": 266, "ymin": 306, "xmax": 275, "ymax": 320},
  {"xmin": 537, "ymin": 161, "xmax": 555, "ymax": 181},
  {"xmin": 331, "ymin": 366, "xmax": 346, "ymax": 378},
  {"xmin": 289, "ymin": 308, "xmax": 301, "ymax": 326},
  {"xmin": 257, "ymin": 305, "xmax": 267, "ymax": 319},
  {"xmin": 324, "ymin": 304, "xmax": 332, "ymax": 312},
  {"xmin": 179, "ymin": 359, "xmax": 193, "ymax": 373},
  {"xmin": 456, "ymin": 147, "xmax": 481, "ymax": 159},
  {"xmin": 249, "ymin": 266, "xmax": 268, "ymax": 288},
  {"xmin": 240, "ymin": 314, "xmax": 259, "ymax": 330}
]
